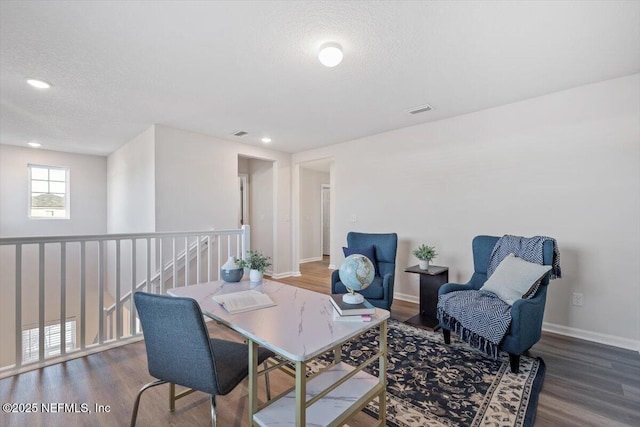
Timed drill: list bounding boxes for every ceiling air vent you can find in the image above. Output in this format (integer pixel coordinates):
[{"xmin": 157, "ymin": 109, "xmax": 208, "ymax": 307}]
[
  {"xmin": 232, "ymin": 130, "xmax": 248, "ymax": 137},
  {"xmin": 408, "ymin": 104, "xmax": 433, "ymax": 115}
]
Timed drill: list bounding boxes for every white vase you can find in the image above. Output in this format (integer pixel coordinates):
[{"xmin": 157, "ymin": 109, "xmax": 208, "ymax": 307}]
[
  {"xmin": 418, "ymin": 260, "xmax": 429, "ymax": 270},
  {"xmin": 249, "ymin": 269, "xmax": 263, "ymax": 282}
]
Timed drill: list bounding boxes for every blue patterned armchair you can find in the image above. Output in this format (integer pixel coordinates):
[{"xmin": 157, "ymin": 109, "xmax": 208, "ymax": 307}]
[
  {"xmin": 438, "ymin": 235, "xmax": 554, "ymax": 373},
  {"xmin": 331, "ymin": 232, "xmax": 397, "ymax": 310}
]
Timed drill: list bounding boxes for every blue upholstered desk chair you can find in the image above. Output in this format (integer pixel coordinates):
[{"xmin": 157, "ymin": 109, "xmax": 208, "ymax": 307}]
[
  {"xmin": 131, "ymin": 292, "xmax": 274, "ymax": 427},
  {"xmin": 331, "ymin": 232, "xmax": 398, "ymax": 310},
  {"xmin": 438, "ymin": 235, "xmax": 554, "ymax": 373}
]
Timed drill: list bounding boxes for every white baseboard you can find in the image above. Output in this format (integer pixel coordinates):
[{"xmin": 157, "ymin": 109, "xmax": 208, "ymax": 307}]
[
  {"xmin": 393, "ymin": 292, "xmax": 420, "ymax": 305},
  {"xmin": 300, "ymin": 257, "xmax": 323, "ymax": 264},
  {"xmin": 270, "ymin": 271, "xmax": 296, "ymax": 279},
  {"xmin": 542, "ymin": 322, "xmax": 640, "ymax": 353},
  {"xmin": 391, "ymin": 294, "xmax": 639, "ymax": 353},
  {"xmin": 328, "ymin": 264, "xmax": 336, "ymax": 270}
]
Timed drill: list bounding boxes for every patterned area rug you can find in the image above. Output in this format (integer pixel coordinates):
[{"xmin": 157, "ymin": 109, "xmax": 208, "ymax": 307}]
[{"xmin": 309, "ymin": 320, "xmax": 545, "ymax": 427}]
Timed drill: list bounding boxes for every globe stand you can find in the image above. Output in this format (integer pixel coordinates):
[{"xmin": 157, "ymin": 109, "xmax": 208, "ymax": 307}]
[{"xmin": 342, "ymin": 289, "xmax": 364, "ymax": 305}]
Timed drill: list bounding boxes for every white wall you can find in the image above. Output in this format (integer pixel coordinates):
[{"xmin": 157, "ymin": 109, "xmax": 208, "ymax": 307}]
[
  {"xmin": 154, "ymin": 125, "xmax": 238, "ymax": 232},
  {"xmin": 153, "ymin": 125, "xmax": 292, "ymax": 275},
  {"xmin": 293, "ymin": 74, "xmax": 640, "ymax": 347},
  {"xmin": 105, "ymin": 126, "xmax": 157, "ymax": 300},
  {"xmin": 107, "ymin": 125, "xmax": 155, "ymax": 233},
  {"xmin": 300, "ymin": 168, "xmax": 330, "ymax": 261},
  {"xmin": 248, "ymin": 158, "xmax": 275, "ymax": 267},
  {"xmin": 238, "ymin": 156, "xmax": 250, "ymax": 174},
  {"xmin": 0, "ymin": 145, "xmax": 107, "ymax": 237}
]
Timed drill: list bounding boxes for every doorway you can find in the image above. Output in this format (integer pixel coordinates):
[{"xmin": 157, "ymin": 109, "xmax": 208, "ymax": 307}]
[
  {"xmin": 237, "ymin": 155, "xmax": 275, "ymax": 272},
  {"xmin": 298, "ymin": 160, "xmax": 332, "ymax": 268}
]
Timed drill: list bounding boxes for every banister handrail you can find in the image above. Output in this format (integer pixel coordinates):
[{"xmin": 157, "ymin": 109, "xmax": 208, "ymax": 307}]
[{"xmin": 0, "ymin": 228, "xmax": 243, "ymax": 245}]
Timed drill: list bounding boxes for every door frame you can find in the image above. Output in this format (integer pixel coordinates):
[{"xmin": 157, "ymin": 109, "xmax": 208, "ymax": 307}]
[
  {"xmin": 238, "ymin": 173, "xmax": 249, "ymax": 227},
  {"xmin": 320, "ymin": 184, "xmax": 330, "ymax": 258}
]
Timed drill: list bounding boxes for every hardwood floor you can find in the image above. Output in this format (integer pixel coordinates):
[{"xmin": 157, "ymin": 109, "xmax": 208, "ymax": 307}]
[{"xmin": 1, "ymin": 257, "xmax": 638, "ymax": 426}]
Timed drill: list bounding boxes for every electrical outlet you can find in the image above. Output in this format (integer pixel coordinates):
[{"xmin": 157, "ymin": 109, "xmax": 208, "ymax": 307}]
[
  {"xmin": 350, "ymin": 214, "xmax": 357, "ymax": 223},
  {"xmin": 572, "ymin": 292, "xmax": 584, "ymax": 307}
]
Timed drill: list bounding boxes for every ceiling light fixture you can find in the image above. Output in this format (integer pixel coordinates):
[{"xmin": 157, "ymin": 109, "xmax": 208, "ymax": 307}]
[
  {"xmin": 26, "ymin": 79, "xmax": 52, "ymax": 89},
  {"xmin": 318, "ymin": 42, "xmax": 343, "ymax": 67},
  {"xmin": 28, "ymin": 142, "xmax": 41, "ymax": 148},
  {"xmin": 261, "ymin": 137, "xmax": 272, "ymax": 143}
]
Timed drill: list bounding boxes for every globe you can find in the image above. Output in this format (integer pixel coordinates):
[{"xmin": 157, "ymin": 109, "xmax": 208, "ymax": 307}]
[{"xmin": 338, "ymin": 254, "xmax": 375, "ymax": 304}]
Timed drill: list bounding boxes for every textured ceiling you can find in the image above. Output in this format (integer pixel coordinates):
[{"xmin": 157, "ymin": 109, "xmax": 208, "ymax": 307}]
[{"xmin": 1, "ymin": 1, "xmax": 639, "ymax": 156}]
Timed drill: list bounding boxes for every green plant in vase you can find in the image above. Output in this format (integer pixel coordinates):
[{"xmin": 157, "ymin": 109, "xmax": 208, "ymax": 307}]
[
  {"xmin": 413, "ymin": 244, "xmax": 437, "ymax": 270},
  {"xmin": 237, "ymin": 250, "xmax": 272, "ymax": 282}
]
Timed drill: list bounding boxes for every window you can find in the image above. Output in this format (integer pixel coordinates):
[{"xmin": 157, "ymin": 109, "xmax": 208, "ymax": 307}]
[
  {"xmin": 22, "ymin": 319, "xmax": 77, "ymax": 363},
  {"xmin": 29, "ymin": 165, "xmax": 69, "ymax": 219}
]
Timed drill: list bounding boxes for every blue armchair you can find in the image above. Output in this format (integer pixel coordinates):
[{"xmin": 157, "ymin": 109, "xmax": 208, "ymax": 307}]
[
  {"xmin": 438, "ymin": 235, "xmax": 554, "ymax": 373},
  {"xmin": 331, "ymin": 232, "xmax": 397, "ymax": 310}
]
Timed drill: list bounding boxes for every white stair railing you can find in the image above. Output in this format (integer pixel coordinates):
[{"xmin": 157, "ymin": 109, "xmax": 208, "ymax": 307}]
[
  {"xmin": 0, "ymin": 225, "xmax": 250, "ymax": 379},
  {"xmin": 102, "ymin": 234, "xmax": 210, "ymax": 341}
]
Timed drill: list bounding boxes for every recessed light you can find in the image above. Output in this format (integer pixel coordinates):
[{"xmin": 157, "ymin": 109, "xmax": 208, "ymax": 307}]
[
  {"xmin": 318, "ymin": 42, "xmax": 343, "ymax": 67},
  {"xmin": 28, "ymin": 142, "xmax": 41, "ymax": 148},
  {"xmin": 261, "ymin": 137, "xmax": 272, "ymax": 143},
  {"xmin": 26, "ymin": 79, "xmax": 52, "ymax": 89}
]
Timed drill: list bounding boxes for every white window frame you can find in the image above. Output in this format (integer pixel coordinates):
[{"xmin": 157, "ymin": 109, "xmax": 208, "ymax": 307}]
[
  {"xmin": 28, "ymin": 164, "xmax": 70, "ymax": 220},
  {"xmin": 22, "ymin": 318, "xmax": 77, "ymax": 363}
]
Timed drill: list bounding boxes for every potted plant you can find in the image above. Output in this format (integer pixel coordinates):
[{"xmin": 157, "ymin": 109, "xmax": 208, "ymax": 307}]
[
  {"xmin": 413, "ymin": 244, "xmax": 437, "ymax": 270},
  {"xmin": 237, "ymin": 250, "xmax": 272, "ymax": 282}
]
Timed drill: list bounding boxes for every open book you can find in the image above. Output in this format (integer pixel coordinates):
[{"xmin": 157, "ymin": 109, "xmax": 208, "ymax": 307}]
[{"xmin": 212, "ymin": 290, "xmax": 276, "ymax": 314}]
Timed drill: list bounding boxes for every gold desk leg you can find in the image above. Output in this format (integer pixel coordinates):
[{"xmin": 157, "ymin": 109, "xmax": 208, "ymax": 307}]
[
  {"xmin": 295, "ymin": 360, "xmax": 306, "ymax": 426},
  {"xmin": 248, "ymin": 340, "xmax": 258, "ymax": 426},
  {"xmin": 378, "ymin": 320, "xmax": 388, "ymax": 423},
  {"xmin": 169, "ymin": 382, "xmax": 175, "ymax": 412},
  {"xmin": 333, "ymin": 344, "xmax": 342, "ymax": 365}
]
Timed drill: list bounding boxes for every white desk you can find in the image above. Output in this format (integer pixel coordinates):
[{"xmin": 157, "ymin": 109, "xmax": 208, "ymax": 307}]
[{"xmin": 168, "ymin": 279, "xmax": 389, "ymax": 426}]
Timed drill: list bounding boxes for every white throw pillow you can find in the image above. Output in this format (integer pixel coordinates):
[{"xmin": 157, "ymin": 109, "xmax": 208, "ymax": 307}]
[{"xmin": 481, "ymin": 253, "xmax": 551, "ymax": 305}]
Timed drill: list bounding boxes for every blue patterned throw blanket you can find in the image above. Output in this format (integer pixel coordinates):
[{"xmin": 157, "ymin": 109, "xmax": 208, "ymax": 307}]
[
  {"xmin": 438, "ymin": 235, "xmax": 562, "ymax": 359},
  {"xmin": 438, "ymin": 290, "xmax": 511, "ymax": 358}
]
